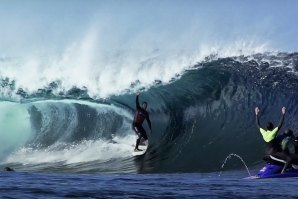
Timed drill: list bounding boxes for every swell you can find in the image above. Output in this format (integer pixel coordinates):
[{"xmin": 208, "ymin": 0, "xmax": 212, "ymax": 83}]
[{"xmin": 1, "ymin": 52, "xmax": 298, "ymax": 173}]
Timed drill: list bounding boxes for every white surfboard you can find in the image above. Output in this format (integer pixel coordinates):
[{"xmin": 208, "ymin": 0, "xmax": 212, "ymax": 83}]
[{"xmin": 132, "ymin": 139, "xmax": 148, "ymax": 156}]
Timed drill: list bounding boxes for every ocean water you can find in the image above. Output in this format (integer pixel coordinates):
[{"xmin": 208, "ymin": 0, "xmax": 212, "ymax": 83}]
[
  {"xmin": 1, "ymin": 1, "xmax": 298, "ymax": 197},
  {"xmin": 1, "ymin": 170, "xmax": 298, "ymax": 198},
  {"xmin": 1, "ymin": 53, "xmax": 298, "ymax": 198}
]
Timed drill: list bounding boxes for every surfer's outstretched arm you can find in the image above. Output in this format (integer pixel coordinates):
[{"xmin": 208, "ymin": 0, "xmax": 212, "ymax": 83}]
[
  {"xmin": 255, "ymin": 107, "xmax": 261, "ymax": 129},
  {"xmin": 277, "ymin": 107, "xmax": 286, "ymax": 130},
  {"xmin": 136, "ymin": 93, "xmax": 141, "ymax": 109}
]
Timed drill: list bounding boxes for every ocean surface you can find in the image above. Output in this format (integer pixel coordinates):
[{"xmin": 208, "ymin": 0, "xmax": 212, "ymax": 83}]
[
  {"xmin": 2, "ymin": 170, "xmax": 298, "ymax": 199},
  {"xmin": 1, "ymin": 53, "xmax": 298, "ymax": 198}
]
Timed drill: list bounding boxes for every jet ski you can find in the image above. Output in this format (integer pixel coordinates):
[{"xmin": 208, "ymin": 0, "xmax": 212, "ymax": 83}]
[{"xmin": 247, "ymin": 155, "xmax": 298, "ymax": 179}]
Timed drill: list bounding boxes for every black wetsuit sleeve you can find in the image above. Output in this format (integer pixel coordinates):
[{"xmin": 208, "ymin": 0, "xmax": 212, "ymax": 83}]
[
  {"xmin": 136, "ymin": 95, "xmax": 141, "ymax": 109},
  {"xmin": 256, "ymin": 114, "xmax": 261, "ymax": 129},
  {"xmin": 277, "ymin": 113, "xmax": 285, "ymax": 130},
  {"xmin": 146, "ymin": 114, "xmax": 152, "ymax": 131}
]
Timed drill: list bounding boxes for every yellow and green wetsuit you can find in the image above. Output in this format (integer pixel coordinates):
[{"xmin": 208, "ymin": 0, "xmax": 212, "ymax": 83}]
[
  {"xmin": 259, "ymin": 127, "xmax": 279, "ymax": 155},
  {"xmin": 259, "ymin": 127, "xmax": 279, "ymax": 142},
  {"xmin": 256, "ymin": 111, "xmax": 285, "ymax": 155}
]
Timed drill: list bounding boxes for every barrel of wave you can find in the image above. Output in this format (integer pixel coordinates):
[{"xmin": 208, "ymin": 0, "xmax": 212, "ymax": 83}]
[{"xmin": 0, "ymin": 101, "xmax": 32, "ymax": 161}]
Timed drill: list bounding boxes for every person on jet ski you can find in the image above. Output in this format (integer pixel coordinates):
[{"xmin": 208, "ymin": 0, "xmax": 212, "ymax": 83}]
[
  {"xmin": 255, "ymin": 106, "xmax": 291, "ymax": 173},
  {"xmin": 277, "ymin": 129, "xmax": 296, "ymax": 154},
  {"xmin": 279, "ymin": 130, "xmax": 298, "ymax": 168}
]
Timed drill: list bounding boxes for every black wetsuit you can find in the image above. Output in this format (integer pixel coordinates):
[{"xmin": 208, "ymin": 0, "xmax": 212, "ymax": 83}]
[{"xmin": 133, "ymin": 95, "xmax": 151, "ymax": 150}]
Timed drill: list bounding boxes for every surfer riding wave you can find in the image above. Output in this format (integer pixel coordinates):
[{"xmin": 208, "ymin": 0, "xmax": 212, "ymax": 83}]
[{"xmin": 132, "ymin": 93, "xmax": 152, "ymax": 152}]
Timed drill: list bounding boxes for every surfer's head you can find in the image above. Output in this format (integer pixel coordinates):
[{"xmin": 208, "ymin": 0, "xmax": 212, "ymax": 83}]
[
  {"xmin": 142, "ymin": 102, "xmax": 147, "ymax": 110},
  {"xmin": 266, "ymin": 122, "xmax": 274, "ymax": 131}
]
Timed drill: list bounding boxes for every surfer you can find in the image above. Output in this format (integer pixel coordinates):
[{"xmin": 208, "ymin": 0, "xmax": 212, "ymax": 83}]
[
  {"xmin": 255, "ymin": 106, "xmax": 292, "ymax": 173},
  {"xmin": 133, "ymin": 93, "xmax": 152, "ymax": 151}
]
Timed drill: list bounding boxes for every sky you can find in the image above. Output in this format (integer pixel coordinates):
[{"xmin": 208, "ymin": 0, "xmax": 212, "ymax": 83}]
[{"xmin": 0, "ymin": 0, "xmax": 298, "ymax": 57}]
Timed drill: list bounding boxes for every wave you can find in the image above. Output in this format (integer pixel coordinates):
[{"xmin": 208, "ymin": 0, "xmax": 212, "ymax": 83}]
[{"xmin": 1, "ymin": 52, "xmax": 298, "ymax": 173}]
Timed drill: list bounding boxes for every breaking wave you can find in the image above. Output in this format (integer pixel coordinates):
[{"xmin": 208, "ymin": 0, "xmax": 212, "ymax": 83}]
[{"xmin": 1, "ymin": 52, "xmax": 298, "ymax": 173}]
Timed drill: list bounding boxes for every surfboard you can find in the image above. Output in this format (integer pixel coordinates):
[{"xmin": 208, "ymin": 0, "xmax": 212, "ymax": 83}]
[
  {"xmin": 132, "ymin": 139, "xmax": 148, "ymax": 156},
  {"xmin": 132, "ymin": 145, "xmax": 147, "ymax": 156}
]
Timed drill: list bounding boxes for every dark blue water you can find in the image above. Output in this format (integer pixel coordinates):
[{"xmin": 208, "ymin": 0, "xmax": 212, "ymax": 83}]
[{"xmin": 1, "ymin": 170, "xmax": 297, "ymax": 198}]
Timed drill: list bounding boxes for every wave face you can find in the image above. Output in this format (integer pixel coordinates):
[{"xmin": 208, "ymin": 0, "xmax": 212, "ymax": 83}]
[{"xmin": 1, "ymin": 52, "xmax": 298, "ymax": 173}]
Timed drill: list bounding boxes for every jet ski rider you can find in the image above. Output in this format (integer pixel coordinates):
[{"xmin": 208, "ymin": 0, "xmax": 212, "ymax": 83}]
[{"xmin": 255, "ymin": 106, "xmax": 291, "ymax": 173}]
